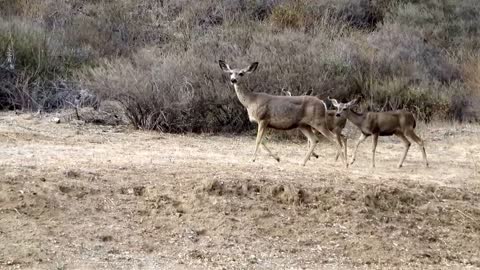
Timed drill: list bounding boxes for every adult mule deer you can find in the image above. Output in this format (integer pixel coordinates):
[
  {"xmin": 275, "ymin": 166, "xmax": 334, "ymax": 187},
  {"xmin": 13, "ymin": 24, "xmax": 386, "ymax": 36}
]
[
  {"xmin": 218, "ymin": 60, "xmax": 346, "ymax": 166},
  {"xmin": 280, "ymin": 90, "xmax": 347, "ymax": 162},
  {"xmin": 330, "ymin": 98, "xmax": 428, "ymax": 168},
  {"xmin": 308, "ymin": 108, "xmax": 348, "ymax": 162},
  {"xmin": 319, "ymin": 110, "xmax": 347, "ymax": 162}
]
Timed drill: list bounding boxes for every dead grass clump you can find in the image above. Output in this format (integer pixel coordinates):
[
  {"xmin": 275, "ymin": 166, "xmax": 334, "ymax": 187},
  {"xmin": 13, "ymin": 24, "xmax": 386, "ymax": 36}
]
[
  {"xmin": 60, "ymin": 106, "xmax": 126, "ymax": 126},
  {"xmin": 99, "ymin": 235, "xmax": 113, "ymax": 242},
  {"xmin": 133, "ymin": 186, "xmax": 146, "ymax": 196},
  {"xmin": 363, "ymin": 185, "xmax": 427, "ymax": 213},
  {"xmin": 199, "ymin": 178, "xmax": 310, "ymax": 205},
  {"xmin": 64, "ymin": 170, "xmax": 81, "ymax": 179},
  {"xmin": 200, "ymin": 179, "xmax": 226, "ymax": 196},
  {"xmin": 270, "ymin": 1, "xmax": 308, "ymax": 30},
  {"xmin": 261, "ymin": 183, "xmax": 310, "ymax": 205}
]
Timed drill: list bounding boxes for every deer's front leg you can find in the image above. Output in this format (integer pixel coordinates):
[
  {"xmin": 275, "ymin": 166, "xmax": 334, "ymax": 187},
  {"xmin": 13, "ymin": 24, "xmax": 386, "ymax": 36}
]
[
  {"xmin": 261, "ymin": 142, "xmax": 280, "ymax": 162},
  {"xmin": 350, "ymin": 133, "xmax": 367, "ymax": 165},
  {"xmin": 251, "ymin": 121, "xmax": 268, "ymax": 162}
]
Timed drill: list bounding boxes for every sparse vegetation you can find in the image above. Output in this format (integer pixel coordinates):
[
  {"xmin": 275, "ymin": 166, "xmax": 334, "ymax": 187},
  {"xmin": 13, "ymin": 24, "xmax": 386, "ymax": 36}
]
[
  {"xmin": 1, "ymin": 0, "xmax": 479, "ymax": 131},
  {"xmin": 1, "ymin": 114, "xmax": 479, "ymax": 269}
]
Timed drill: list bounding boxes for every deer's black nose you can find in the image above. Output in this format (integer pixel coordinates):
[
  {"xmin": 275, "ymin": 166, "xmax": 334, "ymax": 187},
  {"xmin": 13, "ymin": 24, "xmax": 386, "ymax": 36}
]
[
  {"xmin": 230, "ymin": 79, "xmax": 237, "ymax": 84},
  {"xmin": 336, "ymin": 113, "xmax": 341, "ymax": 117}
]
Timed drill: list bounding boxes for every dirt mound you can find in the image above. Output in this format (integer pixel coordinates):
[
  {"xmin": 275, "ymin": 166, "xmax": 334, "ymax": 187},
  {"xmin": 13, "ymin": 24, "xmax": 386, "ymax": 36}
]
[
  {"xmin": 199, "ymin": 178, "xmax": 311, "ymax": 204},
  {"xmin": 0, "ymin": 175, "xmax": 60, "ymax": 217}
]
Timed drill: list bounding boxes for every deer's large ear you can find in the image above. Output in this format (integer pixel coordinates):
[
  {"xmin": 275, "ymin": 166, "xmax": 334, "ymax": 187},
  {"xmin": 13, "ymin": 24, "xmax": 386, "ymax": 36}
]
[
  {"xmin": 245, "ymin": 62, "xmax": 258, "ymax": 73},
  {"xmin": 347, "ymin": 98, "xmax": 358, "ymax": 107},
  {"xmin": 219, "ymin": 60, "xmax": 231, "ymax": 72},
  {"xmin": 328, "ymin": 97, "xmax": 340, "ymax": 107}
]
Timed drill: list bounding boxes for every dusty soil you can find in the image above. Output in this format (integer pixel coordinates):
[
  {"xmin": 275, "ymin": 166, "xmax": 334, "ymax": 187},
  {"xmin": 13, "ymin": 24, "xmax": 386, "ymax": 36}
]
[{"xmin": 0, "ymin": 112, "xmax": 479, "ymax": 270}]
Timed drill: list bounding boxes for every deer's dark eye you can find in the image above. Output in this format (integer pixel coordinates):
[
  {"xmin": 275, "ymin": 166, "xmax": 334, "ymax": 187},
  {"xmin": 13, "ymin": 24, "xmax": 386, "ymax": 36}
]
[{"xmin": 239, "ymin": 73, "xmax": 244, "ymax": 76}]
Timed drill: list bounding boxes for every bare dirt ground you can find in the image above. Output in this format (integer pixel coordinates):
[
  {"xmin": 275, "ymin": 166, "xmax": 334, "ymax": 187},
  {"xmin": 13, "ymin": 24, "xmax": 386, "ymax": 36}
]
[{"xmin": 0, "ymin": 111, "xmax": 479, "ymax": 270}]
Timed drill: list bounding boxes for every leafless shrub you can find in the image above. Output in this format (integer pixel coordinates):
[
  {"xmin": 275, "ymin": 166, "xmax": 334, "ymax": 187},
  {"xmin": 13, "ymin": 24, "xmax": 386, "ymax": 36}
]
[
  {"xmin": 457, "ymin": 53, "xmax": 480, "ymax": 121},
  {"xmin": 79, "ymin": 47, "xmax": 249, "ymax": 132},
  {"xmin": 389, "ymin": 0, "xmax": 480, "ymax": 51},
  {"xmin": 80, "ymin": 24, "xmax": 358, "ymax": 132},
  {"xmin": 366, "ymin": 23, "xmax": 460, "ymax": 83},
  {"xmin": 313, "ymin": 0, "xmax": 383, "ymax": 30},
  {"xmin": 2, "ymin": 0, "xmax": 479, "ymax": 130},
  {"xmin": 0, "ymin": 17, "xmax": 94, "ymax": 111}
]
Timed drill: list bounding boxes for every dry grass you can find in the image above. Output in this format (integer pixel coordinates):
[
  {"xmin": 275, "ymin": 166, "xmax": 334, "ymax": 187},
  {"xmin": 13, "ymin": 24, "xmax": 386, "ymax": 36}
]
[{"xmin": 0, "ymin": 112, "xmax": 479, "ymax": 269}]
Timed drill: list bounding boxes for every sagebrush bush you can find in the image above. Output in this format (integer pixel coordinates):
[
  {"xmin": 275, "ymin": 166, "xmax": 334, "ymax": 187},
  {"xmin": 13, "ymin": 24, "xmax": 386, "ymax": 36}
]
[
  {"xmin": 79, "ymin": 47, "xmax": 250, "ymax": 132},
  {"xmin": 270, "ymin": 1, "xmax": 308, "ymax": 29},
  {"xmin": 366, "ymin": 23, "xmax": 461, "ymax": 83},
  {"xmin": 388, "ymin": 0, "xmax": 480, "ymax": 51},
  {"xmin": 0, "ymin": 17, "xmax": 94, "ymax": 110},
  {"xmin": 80, "ymin": 19, "xmax": 470, "ymax": 132},
  {"xmin": 80, "ymin": 23, "xmax": 363, "ymax": 132},
  {"xmin": 459, "ymin": 53, "xmax": 480, "ymax": 121},
  {"xmin": 1, "ymin": 0, "xmax": 479, "ymax": 130},
  {"xmin": 316, "ymin": 0, "xmax": 383, "ymax": 30}
]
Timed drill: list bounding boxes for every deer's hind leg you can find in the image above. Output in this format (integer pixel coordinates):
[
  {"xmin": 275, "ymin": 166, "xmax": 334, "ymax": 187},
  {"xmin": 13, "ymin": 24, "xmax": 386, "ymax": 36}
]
[
  {"xmin": 312, "ymin": 124, "xmax": 347, "ymax": 168},
  {"xmin": 405, "ymin": 129, "xmax": 428, "ymax": 167},
  {"xmin": 299, "ymin": 127, "xmax": 319, "ymax": 166},
  {"xmin": 307, "ymin": 128, "xmax": 319, "ymax": 159},
  {"xmin": 335, "ymin": 134, "xmax": 347, "ymax": 162}
]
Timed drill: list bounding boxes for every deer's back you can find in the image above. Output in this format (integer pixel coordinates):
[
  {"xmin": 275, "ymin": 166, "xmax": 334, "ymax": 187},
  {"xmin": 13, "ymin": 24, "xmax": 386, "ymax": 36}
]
[
  {"xmin": 251, "ymin": 94, "xmax": 327, "ymax": 130},
  {"xmin": 365, "ymin": 110, "xmax": 416, "ymax": 136}
]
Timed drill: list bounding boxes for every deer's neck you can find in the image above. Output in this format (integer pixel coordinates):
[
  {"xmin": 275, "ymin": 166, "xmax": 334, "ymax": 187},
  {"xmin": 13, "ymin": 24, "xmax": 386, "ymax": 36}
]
[
  {"xmin": 346, "ymin": 109, "xmax": 366, "ymax": 128},
  {"xmin": 233, "ymin": 83, "xmax": 254, "ymax": 108}
]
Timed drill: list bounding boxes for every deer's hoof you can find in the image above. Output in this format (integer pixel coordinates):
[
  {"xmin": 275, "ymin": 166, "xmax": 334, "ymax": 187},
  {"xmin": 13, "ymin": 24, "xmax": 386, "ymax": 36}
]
[
  {"xmin": 397, "ymin": 164, "xmax": 403, "ymax": 168},
  {"xmin": 275, "ymin": 157, "xmax": 280, "ymax": 162}
]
